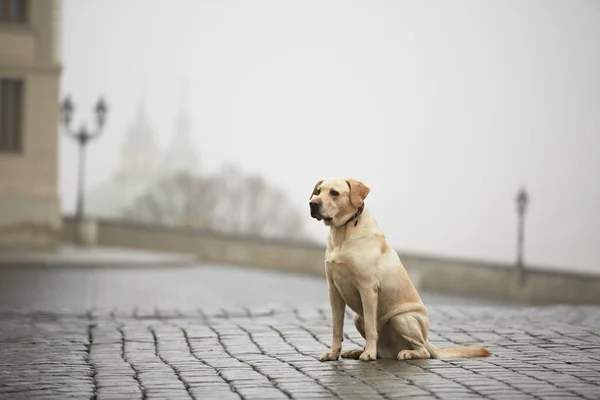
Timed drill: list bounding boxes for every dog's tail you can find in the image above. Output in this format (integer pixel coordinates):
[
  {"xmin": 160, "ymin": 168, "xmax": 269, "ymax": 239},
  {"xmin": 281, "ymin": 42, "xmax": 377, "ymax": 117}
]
[{"xmin": 427, "ymin": 343, "xmax": 491, "ymax": 359}]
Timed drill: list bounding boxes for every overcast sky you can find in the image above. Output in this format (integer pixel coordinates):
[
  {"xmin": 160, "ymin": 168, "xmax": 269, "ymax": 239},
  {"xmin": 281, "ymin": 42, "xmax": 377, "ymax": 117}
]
[{"xmin": 59, "ymin": 0, "xmax": 600, "ymax": 272}]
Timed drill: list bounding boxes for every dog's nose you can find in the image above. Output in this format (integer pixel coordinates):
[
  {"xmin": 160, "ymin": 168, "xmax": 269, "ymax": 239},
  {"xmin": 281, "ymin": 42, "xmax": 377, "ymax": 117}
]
[
  {"xmin": 309, "ymin": 199, "xmax": 320, "ymax": 211},
  {"xmin": 309, "ymin": 199, "xmax": 322, "ymax": 220}
]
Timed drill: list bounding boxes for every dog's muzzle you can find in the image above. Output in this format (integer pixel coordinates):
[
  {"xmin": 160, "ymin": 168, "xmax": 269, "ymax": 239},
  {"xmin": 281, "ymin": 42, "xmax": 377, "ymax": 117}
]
[{"xmin": 309, "ymin": 200, "xmax": 322, "ymax": 220}]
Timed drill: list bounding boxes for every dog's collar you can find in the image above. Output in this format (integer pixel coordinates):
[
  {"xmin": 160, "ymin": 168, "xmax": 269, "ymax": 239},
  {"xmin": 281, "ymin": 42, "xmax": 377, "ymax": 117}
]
[{"xmin": 341, "ymin": 205, "xmax": 364, "ymax": 228}]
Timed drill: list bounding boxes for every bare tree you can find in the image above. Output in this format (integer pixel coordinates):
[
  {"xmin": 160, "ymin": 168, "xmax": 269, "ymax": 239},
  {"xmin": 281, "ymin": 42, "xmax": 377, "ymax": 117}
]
[{"xmin": 123, "ymin": 167, "xmax": 304, "ymax": 239}]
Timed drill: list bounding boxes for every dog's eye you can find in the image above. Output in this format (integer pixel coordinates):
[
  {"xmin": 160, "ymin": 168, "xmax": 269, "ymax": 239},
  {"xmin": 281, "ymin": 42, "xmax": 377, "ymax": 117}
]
[
  {"xmin": 315, "ymin": 189, "xmax": 321, "ymax": 195},
  {"xmin": 330, "ymin": 189, "xmax": 339, "ymax": 197}
]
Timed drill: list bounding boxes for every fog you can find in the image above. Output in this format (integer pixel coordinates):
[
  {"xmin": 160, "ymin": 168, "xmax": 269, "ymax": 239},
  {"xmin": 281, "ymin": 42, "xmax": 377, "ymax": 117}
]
[{"xmin": 59, "ymin": 0, "xmax": 600, "ymax": 272}]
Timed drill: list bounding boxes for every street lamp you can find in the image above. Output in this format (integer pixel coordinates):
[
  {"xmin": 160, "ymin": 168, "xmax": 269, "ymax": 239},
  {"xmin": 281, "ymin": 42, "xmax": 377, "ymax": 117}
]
[
  {"xmin": 515, "ymin": 187, "xmax": 529, "ymax": 281},
  {"xmin": 60, "ymin": 95, "xmax": 108, "ymax": 220}
]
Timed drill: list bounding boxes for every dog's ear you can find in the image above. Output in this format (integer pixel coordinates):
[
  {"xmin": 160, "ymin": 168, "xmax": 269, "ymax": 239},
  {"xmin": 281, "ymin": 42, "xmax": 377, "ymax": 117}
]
[
  {"xmin": 310, "ymin": 179, "xmax": 324, "ymax": 199},
  {"xmin": 346, "ymin": 179, "xmax": 370, "ymax": 208}
]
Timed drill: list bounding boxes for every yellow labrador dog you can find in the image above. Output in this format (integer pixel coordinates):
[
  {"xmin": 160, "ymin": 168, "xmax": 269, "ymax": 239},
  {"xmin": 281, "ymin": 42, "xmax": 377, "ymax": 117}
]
[{"xmin": 310, "ymin": 178, "xmax": 490, "ymax": 361}]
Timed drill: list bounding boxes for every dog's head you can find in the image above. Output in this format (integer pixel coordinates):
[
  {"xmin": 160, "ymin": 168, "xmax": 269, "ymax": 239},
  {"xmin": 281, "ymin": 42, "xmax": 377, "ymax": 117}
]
[{"xmin": 309, "ymin": 178, "xmax": 370, "ymax": 227}]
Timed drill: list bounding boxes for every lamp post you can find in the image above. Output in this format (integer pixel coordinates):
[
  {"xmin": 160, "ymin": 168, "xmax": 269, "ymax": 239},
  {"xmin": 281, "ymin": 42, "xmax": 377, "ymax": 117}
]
[
  {"xmin": 515, "ymin": 187, "xmax": 529, "ymax": 281},
  {"xmin": 60, "ymin": 96, "xmax": 108, "ymax": 220}
]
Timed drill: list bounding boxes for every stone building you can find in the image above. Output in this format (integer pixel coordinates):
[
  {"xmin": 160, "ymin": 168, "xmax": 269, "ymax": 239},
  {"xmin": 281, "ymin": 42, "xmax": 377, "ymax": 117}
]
[{"xmin": 0, "ymin": 0, "xmax": 62, "ymax": 248}]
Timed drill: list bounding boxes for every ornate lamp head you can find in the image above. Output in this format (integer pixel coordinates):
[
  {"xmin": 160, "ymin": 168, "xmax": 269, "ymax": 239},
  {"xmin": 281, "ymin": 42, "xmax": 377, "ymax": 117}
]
[
  {"xmin": 95, "ymin": 97, "xmax": 108, "ymax": 129},
  {"xmin": 61, "ymin": 96, "xmax": 74, "ymax": 128},
  {"xmin": 516, "ymin": 187, "xmax": 529, "ymax": 215}
]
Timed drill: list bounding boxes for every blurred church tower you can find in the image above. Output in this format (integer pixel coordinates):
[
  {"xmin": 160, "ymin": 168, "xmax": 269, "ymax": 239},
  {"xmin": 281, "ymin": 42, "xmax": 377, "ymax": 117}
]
[
  {"xmin": 87, "ymin": 100, "xmax": 160, "ymax": 218},
  {"xmin": 117, "ymin": 101, "xmax": 160, "ymax": 181},
  {"xmin": 162, "ymin": 85, "xmax": 199, "ymax": 175}
]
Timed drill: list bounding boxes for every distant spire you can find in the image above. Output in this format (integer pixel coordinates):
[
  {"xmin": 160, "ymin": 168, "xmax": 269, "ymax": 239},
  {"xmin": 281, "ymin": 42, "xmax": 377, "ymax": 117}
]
[
  {"xmin": 134, "ymin": 99, "xmax": 146, "ymax": 122},
  {"xmin": 175, "ymin": 80, "xmax": 190, "ymax": 139},
  {"xmin": 163, "ymin": 80, "xmax": 199, "ymax": 175}
]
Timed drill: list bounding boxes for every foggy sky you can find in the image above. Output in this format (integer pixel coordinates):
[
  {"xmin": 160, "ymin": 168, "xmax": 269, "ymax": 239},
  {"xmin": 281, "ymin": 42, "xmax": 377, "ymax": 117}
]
[{"xmin": 59, "ymin": 0, "xmax": 600, "ymax": 272}]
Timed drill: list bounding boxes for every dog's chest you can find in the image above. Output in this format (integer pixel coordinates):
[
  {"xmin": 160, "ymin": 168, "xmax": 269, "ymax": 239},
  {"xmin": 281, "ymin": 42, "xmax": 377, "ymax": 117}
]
[
  {"xmin": 325, "ymin": 245, "xmax": 358, "ymax": 281},
  {"xmin": 325, "ymin": 258, "xmax": 362, "ymax": 313}
]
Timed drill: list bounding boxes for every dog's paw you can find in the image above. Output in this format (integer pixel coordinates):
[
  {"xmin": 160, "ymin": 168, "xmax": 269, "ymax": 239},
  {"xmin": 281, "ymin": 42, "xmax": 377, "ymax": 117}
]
[
  {"xmin": 397, "ymin": 350, "xmax": 417, "ymax": 360},
  {"xmin": 319, "ymin": 350, "xmax": 340, "ymax": 362},
  {"xmin": 359, "ymin": 349, "xmax": 377, "ymax": 361},
  {"xmin": 341, "ymin": 349, "xmax": 363, "ymax": 359}
]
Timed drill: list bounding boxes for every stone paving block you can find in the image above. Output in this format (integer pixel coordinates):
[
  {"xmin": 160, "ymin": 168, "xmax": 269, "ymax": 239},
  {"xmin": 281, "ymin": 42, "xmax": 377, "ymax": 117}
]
[{"xmin": 1, "ymin": 305, "xmax": 600, "ymax": 399}]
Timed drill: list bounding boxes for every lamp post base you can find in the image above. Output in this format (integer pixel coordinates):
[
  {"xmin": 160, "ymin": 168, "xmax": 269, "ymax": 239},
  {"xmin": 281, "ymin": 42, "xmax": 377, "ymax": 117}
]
[{"xmin": 75, "ymin": 218, "xmax": 98, "ymax": 246}]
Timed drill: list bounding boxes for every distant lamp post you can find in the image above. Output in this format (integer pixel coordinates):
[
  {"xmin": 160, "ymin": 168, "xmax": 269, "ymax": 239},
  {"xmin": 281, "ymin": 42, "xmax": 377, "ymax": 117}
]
[
  {"xmin": 515, "ymin": 187, "xmax": 529, "ymax": 281},
  {"xmin": 60, "ymin": 96, "xmax": 108, "ymax": 220}
]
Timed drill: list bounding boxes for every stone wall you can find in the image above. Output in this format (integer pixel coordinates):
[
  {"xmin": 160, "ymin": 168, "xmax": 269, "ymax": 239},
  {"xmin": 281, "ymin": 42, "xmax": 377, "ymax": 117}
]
[{"xmin": 62, "ymin": 217, "xmax": 600, "ymax": 305}]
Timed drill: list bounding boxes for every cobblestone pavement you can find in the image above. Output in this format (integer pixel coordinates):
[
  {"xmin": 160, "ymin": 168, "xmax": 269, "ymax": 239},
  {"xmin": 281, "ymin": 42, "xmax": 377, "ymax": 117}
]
[{"xmin": 1, "ymin": 305, "xmax": 599, "ymax": 400}]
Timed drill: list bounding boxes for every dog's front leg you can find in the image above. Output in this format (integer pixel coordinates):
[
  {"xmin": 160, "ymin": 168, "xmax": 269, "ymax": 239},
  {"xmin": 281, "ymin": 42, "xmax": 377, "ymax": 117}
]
[
  {"xmin": 320, "ymin": 279, "xmax": 345, "ymax": 362},
  {"xmin": 358, "ymin": 285, "xmax": 378, "ymax": 361}
]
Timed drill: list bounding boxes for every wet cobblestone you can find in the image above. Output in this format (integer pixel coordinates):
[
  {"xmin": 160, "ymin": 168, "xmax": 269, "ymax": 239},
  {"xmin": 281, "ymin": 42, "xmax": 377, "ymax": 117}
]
[{"xmin": 1, "ymin": 305, "xmax": 599, "ymax": 399}]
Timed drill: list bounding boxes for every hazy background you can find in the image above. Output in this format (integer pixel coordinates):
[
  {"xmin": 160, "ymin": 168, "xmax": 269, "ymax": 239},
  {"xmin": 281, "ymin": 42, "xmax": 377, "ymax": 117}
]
[{"xmin": 59, "ymin": 0, "xmax": 600, "ymax": 272}]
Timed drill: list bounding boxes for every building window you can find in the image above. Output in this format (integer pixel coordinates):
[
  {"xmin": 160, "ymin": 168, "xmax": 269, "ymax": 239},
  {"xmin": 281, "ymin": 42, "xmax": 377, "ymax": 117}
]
[
  {"xmin": 0, "ymin": 0, "xmax": 27, "ymax": 23},
  {"xmin": 0, "ymin": 79, "xmax": 23, "ymax": 153}
]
